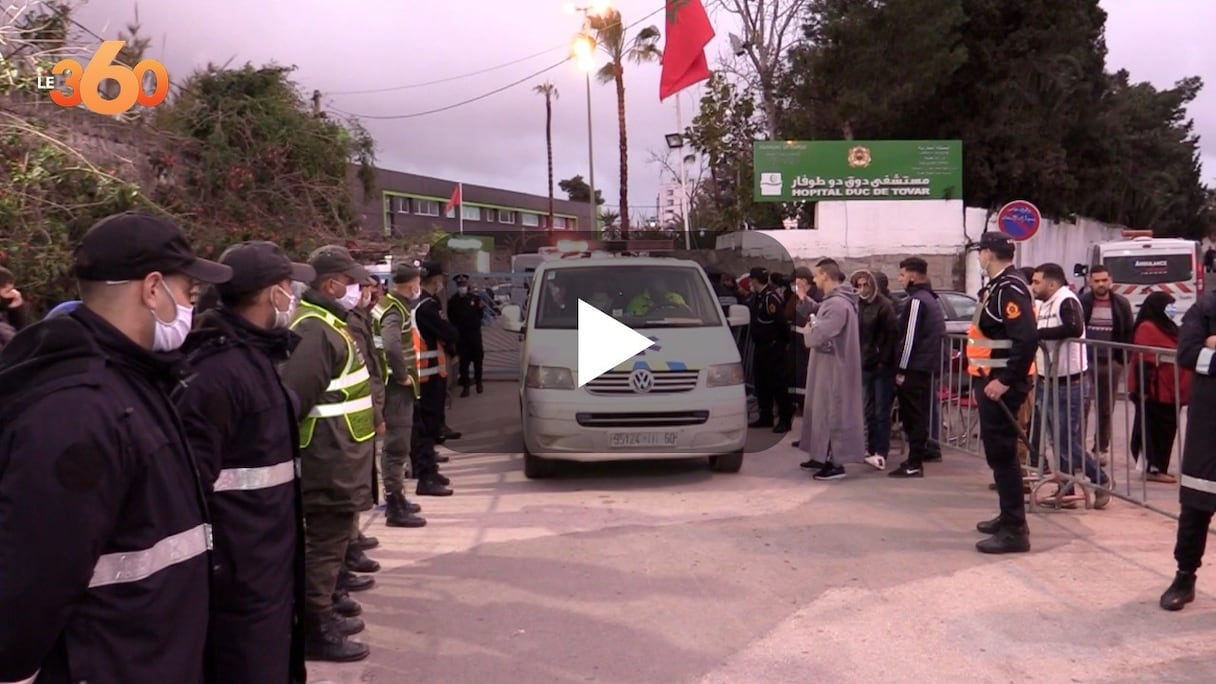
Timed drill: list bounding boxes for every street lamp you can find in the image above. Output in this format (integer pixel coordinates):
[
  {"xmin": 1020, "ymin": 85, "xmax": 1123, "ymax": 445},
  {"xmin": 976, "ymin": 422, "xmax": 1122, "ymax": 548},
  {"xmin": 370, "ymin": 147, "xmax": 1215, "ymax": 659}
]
[
  {"xmin": 568, "ymin": 2, "xmax": 608, "ymax": 237},
  {"xmin": 665, "ymin": 131, "xmax": 692, "ymax": 249}
]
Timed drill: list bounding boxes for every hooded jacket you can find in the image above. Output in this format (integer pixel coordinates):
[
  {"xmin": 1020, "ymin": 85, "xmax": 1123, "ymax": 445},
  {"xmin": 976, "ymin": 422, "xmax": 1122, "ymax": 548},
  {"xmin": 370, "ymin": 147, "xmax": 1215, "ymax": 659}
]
[
  {"xmin": 175, "ymin": 307, "xmax": 307, "ymax": 684},
  {"xmin": 897, "ymin": 281, "xmax": 946, "ymax": 373},
  {"xmin": 0, "ymin": 307, "xmax": 210, "ymax": 684},
  {"xmin": 850, "ymin": 269, "xmax": 899, "ymax": 371}
]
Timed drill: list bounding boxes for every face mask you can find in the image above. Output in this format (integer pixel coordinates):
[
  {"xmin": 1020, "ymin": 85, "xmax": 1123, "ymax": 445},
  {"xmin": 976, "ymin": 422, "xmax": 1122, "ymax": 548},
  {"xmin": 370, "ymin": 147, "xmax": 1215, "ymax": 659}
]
[
  {"xmin": 272, "ymin": 286, "xmax": 297, "ymax": 329},
  {"xmin": 1165, "ymin": 303, "xmax": 1178, "ymax": 319},
  {"xmin": 151, "ymin": 281, "xmax": 193, "ymax": 352},
  {"xmin": 457, "ymin": 286, "xmax": 468, "ymax": 295},
  {"xmin": 337, "ymin": 282, "xmax": 362, "ymax": 311}
]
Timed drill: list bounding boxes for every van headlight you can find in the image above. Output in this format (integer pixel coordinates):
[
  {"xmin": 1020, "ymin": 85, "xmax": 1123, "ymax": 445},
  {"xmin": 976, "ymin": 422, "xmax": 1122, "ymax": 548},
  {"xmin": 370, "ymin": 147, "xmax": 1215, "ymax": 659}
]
[
  {"xmin": 706, "ymin": 362, "xmax": 744, "ymax": 387},
  {"xmin": 525, "ymin": 365, "xmax": 575, "ymax": 389}
]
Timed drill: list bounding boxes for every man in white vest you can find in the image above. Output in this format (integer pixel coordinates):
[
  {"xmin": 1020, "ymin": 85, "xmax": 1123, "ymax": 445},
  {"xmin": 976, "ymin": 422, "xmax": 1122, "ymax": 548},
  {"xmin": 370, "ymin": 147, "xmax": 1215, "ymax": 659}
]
[{"xmin": 1029, "ymin": 262, "xmax": 1112, "ymax": 508}]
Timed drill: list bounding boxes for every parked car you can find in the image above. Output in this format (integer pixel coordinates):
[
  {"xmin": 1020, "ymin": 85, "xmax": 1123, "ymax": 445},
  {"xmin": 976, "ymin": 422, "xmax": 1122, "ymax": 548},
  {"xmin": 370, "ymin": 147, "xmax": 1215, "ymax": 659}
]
[{"xmin": 889, "ymin": 290, "xmax": 978, "ymax": 335}]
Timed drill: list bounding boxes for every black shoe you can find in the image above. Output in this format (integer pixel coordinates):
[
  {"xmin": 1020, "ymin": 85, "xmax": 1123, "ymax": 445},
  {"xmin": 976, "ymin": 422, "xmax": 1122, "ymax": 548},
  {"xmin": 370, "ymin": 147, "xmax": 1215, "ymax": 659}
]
[
  {"xmin": 334, "ymin": 614, "xmax": 365, "ymax": 636},
  {"xmin": 435, "ymin": 454, "xmax": 450, "ymax": 464},
  {"xmin": 476, "ymin": 382, "xmax": 484, "ymax": 394},
  {"xmin": 975, "ymin": 515, "xmax": 1003, "ymax": 535},
  {"xmin": 443, "ymin": 427, "xmax": 462, "ymax": 440},
  {"xmin": 799, "ymin": 458, "xmax": 825, "ymax": 470},
  {"xmin": 888, "ymin": 462, "xmax": 923, "ymax": 478},
  {"xmin": 433, "ymin": 471, "xmax": 451, "ymax": 485},
  {"xmin": 792, "ymin": 440, "xmax": 801, "ymax": 448},
  {"xmin": 417, "ymin": 477, "xmax": 453, "ymax": 497},
  {"xmin": 772, "ymin": 421, "xmax": 792, "ymax": 434},
  {"xmin": 385, "ymin": 491, "xmax": 427, "ymax": 528},
  {"xmin": 353, "ymin": 532, "xmax": 379, "ymax": 551},
  {"xmin": 344, "ymin": 546, "xmax": 380, "ymax": 574},
  {"xmin": 337, "ymin": 568, "xmax": 375, "ymax": 592},
  {"xmin": 460, "ymin": 386, "xmax": 470, "ymax": 398},
  {"xmin": 813, "ymin": 462, "xmax": 847, "ymax": 481},
  {"xmin": 976, "ymin": 526, "xmax": 1030, "ymax": 554},
  {"xmin": 304, "ymin": 613, "xmax": 370, "ymax": 662},
  {"xmin": 332, "ymin": 591, "xmax": 362, "ymax": 617},
  {"xmin": 749, "ymin": 419, "xmax": 774, "ymax": 429},
  {"xmin": 1160, "ymin": 572, "xmax": 1197, "ymax": 611}
]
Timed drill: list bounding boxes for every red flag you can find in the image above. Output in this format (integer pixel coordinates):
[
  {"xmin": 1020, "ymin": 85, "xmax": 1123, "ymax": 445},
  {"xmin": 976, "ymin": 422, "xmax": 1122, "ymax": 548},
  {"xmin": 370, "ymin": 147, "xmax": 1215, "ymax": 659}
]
[
  {"xmin": 445, "ymin": 184, "xmax": 461, "ymax": 213},
  {"xmin": 659, "ymin": 0, "xmax": 715, "ymax": 101}
]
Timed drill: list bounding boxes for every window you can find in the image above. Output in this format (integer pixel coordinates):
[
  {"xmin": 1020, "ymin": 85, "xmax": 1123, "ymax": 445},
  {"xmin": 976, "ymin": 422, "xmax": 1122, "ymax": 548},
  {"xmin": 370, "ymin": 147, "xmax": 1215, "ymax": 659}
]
[
  {"xmin": 461, "ymin": 205, "xmax": 481, "ymax": 221},
  {"xmin": 939, "ymin": 292, "xmax": 977, "ymax": 322},
  {"xmin": 521, "ymin": 212, "xmax": 540, "ymax": 227},
  {"xmin": 553, "ymin": 216, "xmax": 569, "ymax": 229},
  {"xmin": 535, "ymin": 266, "xmax": 722, "ymax": 330},
  {"xmin": 396, "ymin": 197, "xmax": 410, "ymax": 213},
  {"xmin": 498, "ymin": 210, "xmax": 516, "ymax": 224},
  {"xmin": 1103, "ymin": 254, "xmax": 1193, "ymax": 285},
  {"xmin": 414, "ymin": 199, "xmax": 440, "ymax": 216}
]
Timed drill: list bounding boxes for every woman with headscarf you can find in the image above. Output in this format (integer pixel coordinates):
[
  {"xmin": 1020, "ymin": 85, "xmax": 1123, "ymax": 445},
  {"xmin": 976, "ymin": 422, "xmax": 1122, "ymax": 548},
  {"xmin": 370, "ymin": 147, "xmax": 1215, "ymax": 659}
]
[{"xmin": 1128, "ymin": 291, "xmax": 1192, "ymax": 483}]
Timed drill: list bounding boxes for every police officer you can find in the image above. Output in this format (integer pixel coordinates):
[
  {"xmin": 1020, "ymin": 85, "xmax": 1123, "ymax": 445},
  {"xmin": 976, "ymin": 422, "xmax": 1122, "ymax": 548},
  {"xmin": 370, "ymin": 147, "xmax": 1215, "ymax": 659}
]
[
  {"xmin": 969, "ymin": 231, "xmax": 1038, "ymax": 554},
  {"xmin": 278, "ymin": 245, "xmax": 376, "ymax": 662},
  {"xmin": 175, "ymin": 241, "xmax": 314, "ymax": 684},
  {"xmin": 449, "ymin": 273, "xmax": 486, "ymax": 397},
  {"xmin": 371, "ymin": 262, "xmax": 428, "ymax": 526},
  {"xmin": 412, "ymin": 260, "xmax": 457, "ymax": 496},
  {"xmin": 748, "ymin": 266, "xmax": 793, "ymax": 433},
  {"xmin": 342, "ymin": 275, "xmax": 386, "ymax": 580},
  {"xmin": 0, "ymin": 212, "xmax": 232, "ymax": 683}
]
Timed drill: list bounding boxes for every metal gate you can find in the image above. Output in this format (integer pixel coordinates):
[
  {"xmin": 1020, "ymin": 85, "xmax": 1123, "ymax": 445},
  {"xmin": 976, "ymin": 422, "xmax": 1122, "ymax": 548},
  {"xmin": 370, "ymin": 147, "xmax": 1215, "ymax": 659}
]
[{"xmin": 469, "ymin": 271, "xmax": 533, "ymax": 379}]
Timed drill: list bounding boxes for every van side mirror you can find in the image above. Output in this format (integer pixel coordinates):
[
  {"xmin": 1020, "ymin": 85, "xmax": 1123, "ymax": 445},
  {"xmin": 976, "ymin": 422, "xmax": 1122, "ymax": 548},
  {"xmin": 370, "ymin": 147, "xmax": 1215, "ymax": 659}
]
[
  {"xmin": 500, "ymin": 304, "xmax": 524, "ymax": 333},
  {"xmin": 1073, "ymin": 263, "xmax": 1088, "ymax": 278},
  {"xmin": 726, "ymin": 304, "xmax": 750, "ymax": 327}
]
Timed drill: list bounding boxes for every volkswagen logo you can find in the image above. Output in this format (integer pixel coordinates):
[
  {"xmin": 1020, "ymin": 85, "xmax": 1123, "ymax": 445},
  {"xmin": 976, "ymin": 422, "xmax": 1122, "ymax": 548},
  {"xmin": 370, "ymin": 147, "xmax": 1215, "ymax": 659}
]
[{"xmin": 629, "ymin": 368, "xmax": 654, "ymax": 393}]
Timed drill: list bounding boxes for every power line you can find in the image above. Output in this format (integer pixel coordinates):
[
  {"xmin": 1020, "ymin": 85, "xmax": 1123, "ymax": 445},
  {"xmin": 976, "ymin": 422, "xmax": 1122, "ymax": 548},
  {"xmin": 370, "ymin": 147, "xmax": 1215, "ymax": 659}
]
[
  {"xmin": 327, "ymin": 4, "xmax": 669, "ymax": 118},
  {"xmin": 326, "ymin": 4, "xmax": 666, "ymax": 96}
]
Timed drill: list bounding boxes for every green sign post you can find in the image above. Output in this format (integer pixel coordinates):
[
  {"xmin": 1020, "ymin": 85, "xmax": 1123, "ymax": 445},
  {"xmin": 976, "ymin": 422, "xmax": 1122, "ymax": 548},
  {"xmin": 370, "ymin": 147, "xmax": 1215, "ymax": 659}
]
[{"xmin": 753, "ymin": 140, "xmax": 963, "ymax": 202}]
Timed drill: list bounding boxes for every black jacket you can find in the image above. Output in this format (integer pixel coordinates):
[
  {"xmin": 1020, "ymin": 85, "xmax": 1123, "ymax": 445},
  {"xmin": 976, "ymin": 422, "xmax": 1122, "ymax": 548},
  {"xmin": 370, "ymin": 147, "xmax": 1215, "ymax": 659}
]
[
  {"xmin": 896, "ymin": 283, "xmax": 946, "ymax": 373},
  {"xmin": 857, "ymin": 293, "xmax": 899, "ymax": 371},
  {"xmin": 416, "ymin": 292, "xmax": 459, "ymax": 355},
  {"xmin": 0, "ymin": 307, "xmax": 210, "ymax": 684},
  {"xmin": 447, "ymin": 291, "xmax": 485, "ymax": 334},
  {"xmin": 977, "ymin": 266, "xmax": 1039, "ymax": 391},
  {"xmin": 1178, "ymin": 292, "xmax": 1216, "ymax": 512},
  {"xmin": 1078, "ymin": 289, "xmax": 1134, "ymax": 364},
  {"xmin": 176, "ymin": 308, "xmax": 307, "ymax": 684}
]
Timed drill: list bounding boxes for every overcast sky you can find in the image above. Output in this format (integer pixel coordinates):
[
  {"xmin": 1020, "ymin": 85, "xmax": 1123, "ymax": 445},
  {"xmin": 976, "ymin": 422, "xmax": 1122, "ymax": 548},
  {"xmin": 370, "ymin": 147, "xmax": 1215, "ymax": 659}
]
[{"xmin": 70, "ymin": 0, "xmax": 1216, "ymax": 222}]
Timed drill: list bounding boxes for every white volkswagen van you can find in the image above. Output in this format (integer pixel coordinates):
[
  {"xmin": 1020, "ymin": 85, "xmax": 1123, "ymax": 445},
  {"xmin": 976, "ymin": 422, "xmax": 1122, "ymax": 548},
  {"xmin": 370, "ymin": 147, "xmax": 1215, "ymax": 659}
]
[{"xmin": 499, "ymin": 255, "xmax": 751, "ymax": 478}]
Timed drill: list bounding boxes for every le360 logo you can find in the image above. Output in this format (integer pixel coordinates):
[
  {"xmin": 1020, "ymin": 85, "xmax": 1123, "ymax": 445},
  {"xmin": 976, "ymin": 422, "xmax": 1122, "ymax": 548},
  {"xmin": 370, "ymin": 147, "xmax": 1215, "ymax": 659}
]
[{"xmin": 36, "ymin": 40, "xmax": 169, "ymax": 115}]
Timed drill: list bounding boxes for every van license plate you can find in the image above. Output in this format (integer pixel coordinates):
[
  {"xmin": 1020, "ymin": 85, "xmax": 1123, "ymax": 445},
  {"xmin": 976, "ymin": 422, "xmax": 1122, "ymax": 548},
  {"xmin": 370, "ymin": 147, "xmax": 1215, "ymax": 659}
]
[{"xmin": 610, "ymin": 432, "xmax": 678, "ymax": 448}]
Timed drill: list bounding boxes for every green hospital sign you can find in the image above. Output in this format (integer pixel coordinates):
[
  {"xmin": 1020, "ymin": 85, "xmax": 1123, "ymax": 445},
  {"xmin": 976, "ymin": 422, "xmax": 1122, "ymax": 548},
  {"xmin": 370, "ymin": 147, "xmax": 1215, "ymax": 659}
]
[{"xmin": 753, "ymin": 140, "xmax": 963, "ymax": 202}]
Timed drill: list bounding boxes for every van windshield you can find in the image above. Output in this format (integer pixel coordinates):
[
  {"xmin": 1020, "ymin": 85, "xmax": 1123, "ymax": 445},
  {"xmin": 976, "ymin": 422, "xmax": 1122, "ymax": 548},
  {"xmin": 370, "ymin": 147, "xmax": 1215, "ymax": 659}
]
[
  {"xmin": 534, "ymin": 265, "xmax": 723, "ymax": 329},
  {"xmin": 1103, "ymin": 254, "xmax": 1193, "ymax": 285}
]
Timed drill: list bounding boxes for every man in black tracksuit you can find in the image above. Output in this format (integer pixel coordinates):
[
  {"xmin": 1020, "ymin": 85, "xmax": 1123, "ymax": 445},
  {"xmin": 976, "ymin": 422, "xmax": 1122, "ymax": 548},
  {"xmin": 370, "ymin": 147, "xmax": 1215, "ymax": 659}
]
[
  {"xmin": 0, "ymin": 213, "xmax": 233, "ymax": 683},
  {"xmin": 890, "ymin": 257, "xmax": 945, "ymax": 479},
  {"xmin": 176, "ymin": 242, "xmax": 316, "ymax": 682}
]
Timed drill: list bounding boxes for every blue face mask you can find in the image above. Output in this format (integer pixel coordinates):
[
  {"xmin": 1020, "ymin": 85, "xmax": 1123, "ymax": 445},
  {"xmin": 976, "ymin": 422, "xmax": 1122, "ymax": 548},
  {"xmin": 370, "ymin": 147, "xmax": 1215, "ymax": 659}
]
[{"xmin": 1165, "ymin": 303, "xmax": 1178, "ymax": 319}]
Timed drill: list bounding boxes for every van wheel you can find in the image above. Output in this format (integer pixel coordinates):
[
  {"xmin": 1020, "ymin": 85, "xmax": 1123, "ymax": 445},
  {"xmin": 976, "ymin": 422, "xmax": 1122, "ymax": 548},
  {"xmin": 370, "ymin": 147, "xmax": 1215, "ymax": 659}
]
[
  {"xmin": 524, "ymin": 450, "xmax": 558, "ymax": 479},
  {"xmin": 709, "ymin": 450, "xmax": 744, "ymax": 473}
]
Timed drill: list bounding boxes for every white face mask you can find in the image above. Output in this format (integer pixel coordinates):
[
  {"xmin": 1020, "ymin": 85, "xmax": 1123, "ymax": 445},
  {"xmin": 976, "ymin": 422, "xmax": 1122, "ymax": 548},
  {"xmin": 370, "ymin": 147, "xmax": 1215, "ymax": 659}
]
[
  {"xmin": 337, "ymin": 282, "xmax": 362, "ymax": 311},
  {"xmin": 457, "ymin": 286, "xmax": 468, "ymax": 295},
  {"xmin": 272, "ymin": 286, "xmax": 297, "ymax": 329},
  {"xmin": 151, "ymin": 282, "xmax": 192, "ymax": 352}
]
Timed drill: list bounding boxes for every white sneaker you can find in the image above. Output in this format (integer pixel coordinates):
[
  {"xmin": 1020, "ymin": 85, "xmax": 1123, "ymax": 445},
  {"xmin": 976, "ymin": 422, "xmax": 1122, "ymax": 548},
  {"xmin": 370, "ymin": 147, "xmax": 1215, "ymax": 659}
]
[{"xmin": 864, "ymin": 455, "xmax": 887, "ymax": 471}]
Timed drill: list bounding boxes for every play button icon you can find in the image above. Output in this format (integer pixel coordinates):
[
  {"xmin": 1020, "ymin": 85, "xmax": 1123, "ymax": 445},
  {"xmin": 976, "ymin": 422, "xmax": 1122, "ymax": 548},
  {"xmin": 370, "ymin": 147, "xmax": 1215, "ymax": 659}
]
[{"xmin": 577, "ymin": 299, "xmax": 656, "ymax": 387}]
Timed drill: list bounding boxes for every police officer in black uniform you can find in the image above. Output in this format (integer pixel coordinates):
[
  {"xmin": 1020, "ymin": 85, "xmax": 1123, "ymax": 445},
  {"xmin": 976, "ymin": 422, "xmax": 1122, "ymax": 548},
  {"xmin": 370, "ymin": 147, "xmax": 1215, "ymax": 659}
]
[
  {"xmin": 972, "ymin": 231, "xmax": 1038, "ymax": 554},
  {"xmin": 748, "ymin": 266, "xmax": 793, "ymax": 433},
  {"xmin": 412, "ymin": 261, "xmax": 457, "ymax": 496},
  {"xmin": 175, "ymin": 241, "xmax": 314, "ymax": 683},
  {"xmin": 448, "ymin": 273, "xmax": 486, "ymax": 397},
  {"xmin": 0, "ymin": 213, "xmax": 233, "ymax": 684}
]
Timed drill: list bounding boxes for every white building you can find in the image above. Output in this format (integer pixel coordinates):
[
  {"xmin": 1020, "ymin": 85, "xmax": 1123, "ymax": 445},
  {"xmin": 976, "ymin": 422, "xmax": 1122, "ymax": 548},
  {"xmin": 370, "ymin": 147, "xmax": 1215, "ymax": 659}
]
[{"xmin": 656, "ymin": 182, "xmax": 689, "ymax": 226}]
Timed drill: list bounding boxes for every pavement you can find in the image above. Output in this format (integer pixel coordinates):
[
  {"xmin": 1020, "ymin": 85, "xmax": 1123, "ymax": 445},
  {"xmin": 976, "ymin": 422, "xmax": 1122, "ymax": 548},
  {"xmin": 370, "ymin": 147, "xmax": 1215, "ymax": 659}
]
[{"xmin": 309, "ymin": 382, "xmax": 1216, "ymax": 684}]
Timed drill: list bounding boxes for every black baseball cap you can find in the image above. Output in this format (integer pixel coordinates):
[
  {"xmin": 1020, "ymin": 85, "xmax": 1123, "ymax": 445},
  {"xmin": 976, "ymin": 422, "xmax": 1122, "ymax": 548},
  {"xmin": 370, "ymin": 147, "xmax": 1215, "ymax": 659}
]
[
  {"xmin": 749, "ymin": 267, "xmax": 769, "ymax": 283},
  {"xmin": 453, "ymin": 273, "xmax": 470, "ymax": 284},
  {"xmin": 420, "ymin": 260, "xmax": 444, "ymax": 278},
  {"xmin": 73, "ymin": 212, "xmax": 232, "ymax": 284},
  {"xmin": 309, "ymin": 245, "xmax": 369, "ymax": 283},
  {"xmin": 393, "ymin": 260, "xmax": 422, "ymax": 283},
  {"xmin": 978, "ymin": 231, "xmax": 1015, "ymax": 251},
  {"xmin": 217, "ymin": 241, "xmax": 315, "ymax": 296}
]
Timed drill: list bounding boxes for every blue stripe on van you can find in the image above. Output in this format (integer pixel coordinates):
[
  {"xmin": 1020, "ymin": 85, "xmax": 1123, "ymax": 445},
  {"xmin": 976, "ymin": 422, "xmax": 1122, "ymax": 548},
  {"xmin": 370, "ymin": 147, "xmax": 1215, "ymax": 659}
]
[{"xmin": 666, "ymin": 361, "xmax": 687, "ymax": 371}]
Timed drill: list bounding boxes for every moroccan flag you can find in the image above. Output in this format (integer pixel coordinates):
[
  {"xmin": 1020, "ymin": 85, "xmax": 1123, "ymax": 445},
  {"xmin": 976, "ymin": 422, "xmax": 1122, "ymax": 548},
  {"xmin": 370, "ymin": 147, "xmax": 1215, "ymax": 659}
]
[
  {"xmin": 659, "ymin": 0, "xmax": 715, "ymax": 101},
  {"xmin": 445, "ymin": 184, "xmax": 461, "ymax": 213}
]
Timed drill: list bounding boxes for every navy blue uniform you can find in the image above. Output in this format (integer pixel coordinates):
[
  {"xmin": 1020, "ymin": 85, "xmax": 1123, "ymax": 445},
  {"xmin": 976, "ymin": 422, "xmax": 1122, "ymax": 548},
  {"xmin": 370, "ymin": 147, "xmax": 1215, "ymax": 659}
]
[{"xmin": 750, "ymin": 285, "xmax": 792, "ymax": 425}]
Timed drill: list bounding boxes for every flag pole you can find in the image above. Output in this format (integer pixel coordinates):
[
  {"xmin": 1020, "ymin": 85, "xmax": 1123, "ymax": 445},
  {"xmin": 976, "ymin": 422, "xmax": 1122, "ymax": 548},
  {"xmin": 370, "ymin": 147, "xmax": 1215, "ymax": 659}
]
[
  {"xmin": 458, "ymin": 182, "xmax": 464, "ymax": 235},
  {"xmin": 676, "ymin": 94, "xmax": 692, "ymax": 250}
]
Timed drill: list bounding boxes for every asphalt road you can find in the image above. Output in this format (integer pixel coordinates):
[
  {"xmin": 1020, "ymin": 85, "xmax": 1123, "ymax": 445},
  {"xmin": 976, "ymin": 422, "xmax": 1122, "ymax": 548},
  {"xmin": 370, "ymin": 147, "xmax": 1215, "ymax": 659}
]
[{"xmin": 309, "ymin": 381, "xmax": 1216, "ymax": 684}]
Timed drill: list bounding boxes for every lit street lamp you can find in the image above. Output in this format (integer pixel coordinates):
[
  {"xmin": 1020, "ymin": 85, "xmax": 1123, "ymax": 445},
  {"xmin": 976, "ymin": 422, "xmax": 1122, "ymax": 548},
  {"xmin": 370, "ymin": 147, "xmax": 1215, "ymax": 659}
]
[
  {"xmin": 665, "ymin": 131, "xmax": 692, "ymax": 249},
  {"xmin": 567, "ymin": 2, "xmax": 609, "ymax": 236}
]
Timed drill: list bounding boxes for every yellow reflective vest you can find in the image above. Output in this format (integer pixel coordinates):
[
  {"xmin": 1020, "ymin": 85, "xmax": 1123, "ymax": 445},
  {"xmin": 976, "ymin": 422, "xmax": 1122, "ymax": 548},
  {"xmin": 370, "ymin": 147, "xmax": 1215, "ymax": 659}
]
[
  {"xmin": 371, "ymin": 292, "xmax": 422, "ymax": 400},
  {"xmin": 290, "ymin": 301, "xmax": 376, "ymax": 448}
]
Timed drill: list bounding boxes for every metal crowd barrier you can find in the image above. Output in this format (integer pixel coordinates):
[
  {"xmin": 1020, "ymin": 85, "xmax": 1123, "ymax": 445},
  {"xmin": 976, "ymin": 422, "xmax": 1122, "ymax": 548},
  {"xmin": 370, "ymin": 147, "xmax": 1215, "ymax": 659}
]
[{"xmin": 933, "ymin": 333, "xmax": 1191, "ymax": 520}]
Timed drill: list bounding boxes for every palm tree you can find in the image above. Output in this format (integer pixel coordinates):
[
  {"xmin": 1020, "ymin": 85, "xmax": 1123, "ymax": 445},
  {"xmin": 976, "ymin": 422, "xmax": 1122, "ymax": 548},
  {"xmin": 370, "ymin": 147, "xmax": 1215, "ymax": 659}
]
[
  {"xmin": 533, "ymin": 82, "xmax": 559, "ymax": 231},
  {"xmin": 589, "ymin": 9, "xmax": 661, "ymax": 239}
]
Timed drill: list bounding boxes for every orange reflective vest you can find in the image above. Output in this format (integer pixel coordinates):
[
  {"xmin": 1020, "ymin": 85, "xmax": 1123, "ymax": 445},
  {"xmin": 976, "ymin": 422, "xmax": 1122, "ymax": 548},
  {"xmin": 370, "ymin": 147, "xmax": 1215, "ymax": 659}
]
[
  {"xmin": 966, "ymin": 289, "xmax": 1036, "ymax": 378},
  {"xmin": 412, "ymin": 299, "xmax": 448, "ymax": 381}
]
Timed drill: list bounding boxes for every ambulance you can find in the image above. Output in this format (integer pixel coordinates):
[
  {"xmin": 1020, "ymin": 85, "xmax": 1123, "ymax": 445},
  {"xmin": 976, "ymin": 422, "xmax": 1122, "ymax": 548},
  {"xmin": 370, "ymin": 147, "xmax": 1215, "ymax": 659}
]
[
  {"xmin": 499, "ymin": 253, "xmax": 751, "ymax": 479},
  {"xmin": 1077, "ymin": 230, "xmax": 1203, "ymax": 321}
]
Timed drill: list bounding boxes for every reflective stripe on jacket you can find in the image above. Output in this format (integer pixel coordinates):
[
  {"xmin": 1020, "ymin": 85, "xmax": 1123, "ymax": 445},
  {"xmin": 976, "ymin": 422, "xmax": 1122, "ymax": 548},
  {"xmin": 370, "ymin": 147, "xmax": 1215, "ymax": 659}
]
[{"xmin": 290, "ymin": 302, "xmax": 376, "ymax": 447}]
